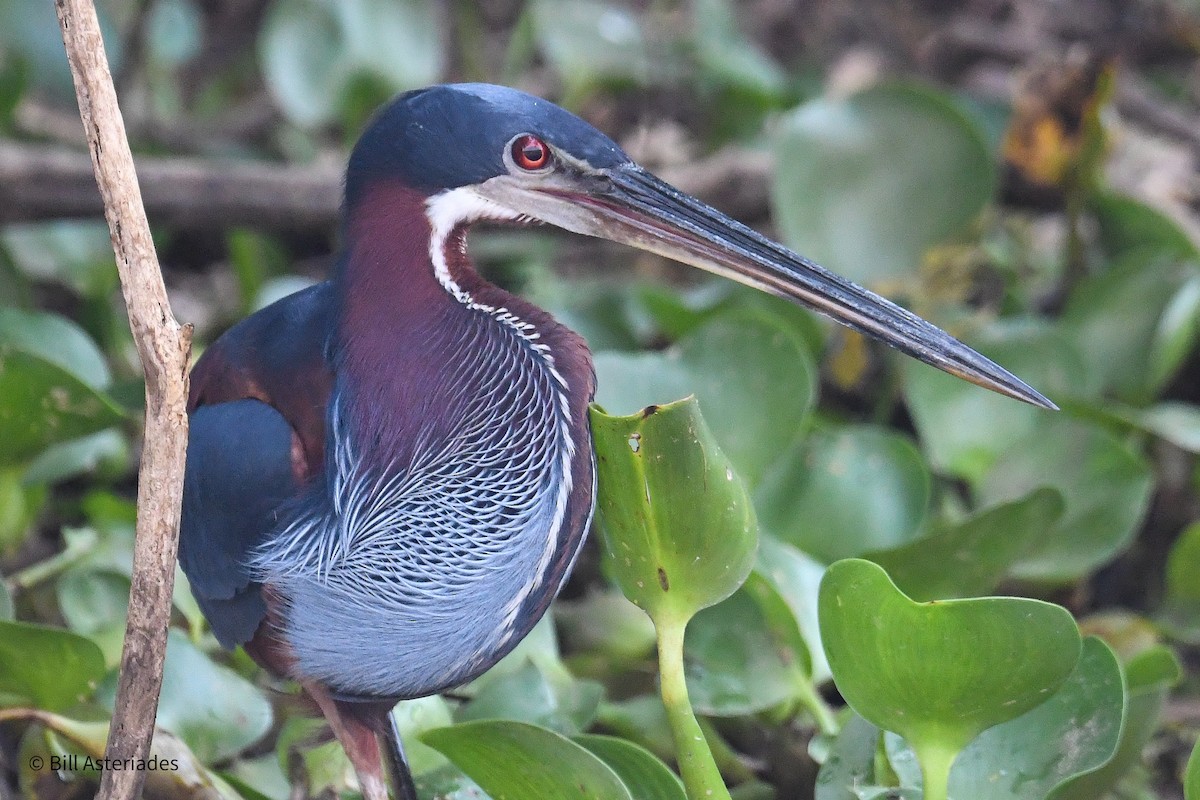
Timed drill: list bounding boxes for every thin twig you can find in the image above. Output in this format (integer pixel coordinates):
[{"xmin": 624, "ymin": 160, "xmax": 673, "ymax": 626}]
[{"xmin": 53, "ymin": 6, "xmax": 192, "ymax": 800}]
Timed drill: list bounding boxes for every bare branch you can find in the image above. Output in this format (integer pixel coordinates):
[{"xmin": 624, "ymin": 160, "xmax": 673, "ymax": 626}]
[
  {"xmin": 0, "ymin": 142, "xmax": 769, "ymax": 232},
  {"xmin": 53, "ymin": 5, "xmax": 192, "ymax": 800},
  {"xmin": 0, "ymin": 141, "xmax": 341, "ymax": 230}
]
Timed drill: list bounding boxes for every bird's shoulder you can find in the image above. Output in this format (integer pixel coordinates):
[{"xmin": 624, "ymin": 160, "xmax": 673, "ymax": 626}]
[{"xmin": 190, "ymin": 280, "xmax": 336, "ymax": 474}]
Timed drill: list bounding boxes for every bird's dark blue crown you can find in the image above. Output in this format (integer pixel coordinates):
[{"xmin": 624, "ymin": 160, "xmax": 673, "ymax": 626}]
[{"xmin": 344, "ymin": 83, "xmax": 629, "ymax": 207}]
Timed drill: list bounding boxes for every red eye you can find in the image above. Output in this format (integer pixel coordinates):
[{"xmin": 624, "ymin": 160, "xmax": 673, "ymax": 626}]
[{"xmin": 512, "ymin": 134, "xmax": 550, "ymax": 170}]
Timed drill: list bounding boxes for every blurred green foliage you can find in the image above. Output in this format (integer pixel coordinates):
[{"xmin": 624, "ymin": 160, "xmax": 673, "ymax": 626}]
[{"xmin": 1, "ymin": 1, "xmax": 1198, "ymax": 799}]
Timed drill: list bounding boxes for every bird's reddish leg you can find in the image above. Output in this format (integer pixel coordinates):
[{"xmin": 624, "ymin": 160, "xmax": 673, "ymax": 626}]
[{"xmin": 304, "ymin": 683, "xmax": 417, "ymax": 800}]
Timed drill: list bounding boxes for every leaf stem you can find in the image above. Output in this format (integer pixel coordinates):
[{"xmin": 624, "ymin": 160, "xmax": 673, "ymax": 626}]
[
  {"xmin": 913, "ymin": 740, "xmax": 958, "ymax": 800},
  {"xmin": 794, "ymin": 676, "xmax": 839, "ymax": 737},
  {"xmin": 656, "ymin": 617, "xmax": 732, "ymax": 800}
]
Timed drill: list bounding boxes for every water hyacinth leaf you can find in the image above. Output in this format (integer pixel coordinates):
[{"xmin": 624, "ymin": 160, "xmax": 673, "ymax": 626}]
[
  {"xmin": 97, "ymin": 630, "xmax": 272, "ymax": 763},
  {"xmin": 773, "ymin": 83, "xmax": 995, "ymax": 286},
  {"xmin": 813, "ymin": 713, "xmax": 883, "ymax": 800},
  {"xmin": 1160, "ymin": 521, "xmax": 1200, "ymax": 641},
  {"xmin": 412, "ymin": 764, "xmax": 490, "ymax": 800},
  {"xmin": 591, "ymin": 398, "xmax": 757, "ymax": 625},
  {"xmin": 1136, "ymin": 402, "xmax": 1200, "ymax": 454},
  {"xmin": 595, "ymin": 310, "xmax": 815, "ymax": 486},
  {"xmin": 574, "ymin": 735, "xmax": 686, "ymax": 800},
  {"xmin": 0, "ymin": 620, "xmax": 105, "ymax": 710},
  {"xmin": 691, "ymin": 0, "xmax": 785, "ymax": 100},
  {"xmin": 528, "ymin": 0, "xmax": 653, "ymax": 96},
  {"xmin": 903, "ymin": 320, "xmax": 1081, "ymax": 483},
  {"xmin": 1186, "ymin": 737, "xmax": 1199, "ymax": 800},
  {"xmin": 1166, "ymin": 522, "xmax": 1200, "ymax": 604},
  {"xmin": 1061, "ymin": 254, "xmax": 1198, "ymax": 401},
  {"xmin": 594, "ymin": 696, "xmax": 676, "ymax": 764},
  {"xmin": 224, "ymin": 754, "xmax": 292, "ymax": 800},
  {"xmin": 754, "ymin": 535, "xmax": 828, "ymax": 681},
  {"xmin": 1053, "ymin": 645, "xmax": 1182, "ymax": 800},
  {"xmin": 819, "ymin": 559, "xmax": 1081, "ymax": 790},
  {"xmin": 0, "ymin": 581, "xmax": 11, "ymax": 620},
  {"xmin": 423, "ymin": 720, "xmax": 632, "ymax": 800},
  {"xmin": 1090, "ymin": 191, "xmax": 1200, "ymax": 261},
  {"xmin": 392, "ymin": 696, "xmax": 455, "ymax": 777},
  {"xmin": 259, "ymin": 0, "xmax": 441, "ymax": 127},
  {"xmin": 456, "ymin": 660, "xmax": 602, "ymax": 735},
  {"xmin": 1150, "ymin": 275, "xmax": 1200, "ymax": 390},
  {"xmin": 980, "ymin": 417, "xmax": 1153, "ymax": 582},
  {"xmin": 275, "ymin": 717, "xmax": 355, "ymax": 797},
  {"xmin": 864, "ymin": 489, "xmax": 1063, "ymax": 601},
  {"xmin": 24, "ymin": 429, "xmax": 129, "ymax": 485},
  {"xmin": 935, "ymin": 637, "xmax": 1124, "ymax": 799},
  {"xmin": 56, "ymin": 570, "xmax": 129, "ymax": 664},
  {"xmin": 555, "ymin": 590, "xmax": 658, "ymax": 664},
  {"xmin": 683, "ymin": 586, "xmax": 801, "ymax": 716},
  {"xmin": 1, "ymin": 221, "xmax": 117, "ymax": 297},
  {"xmin": 0, "ymin": 468, "xmax": 42, "ymax": 554},
  {"xmin": 0, "ymin": 349, "xmax": 126, "ymax": 466},
  {"xmin": 0, "ymin": 309, "xmax": 110, "ymax": 389},
  {"xmin": 756, "ymin": 425, "xmax": 929, "ymax": 564}
]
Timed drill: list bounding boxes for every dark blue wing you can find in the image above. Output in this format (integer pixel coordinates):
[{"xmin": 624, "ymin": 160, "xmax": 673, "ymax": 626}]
[
  {"xmin": 181, "ymin": 281, "xmax": 336, "ymax": 649},
  {"xmin": 180, "ymin": 399, "xmax": 298, "ymax": 647}
]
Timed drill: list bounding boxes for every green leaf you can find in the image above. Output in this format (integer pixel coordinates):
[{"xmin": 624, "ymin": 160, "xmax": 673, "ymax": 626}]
[
  {"xmin": 0, "ymin": 309, "xmax": 110, "ymax": 389},
  {"xmin": 56, "ymin": 570, "xmax": 129, "ymax": 663},
  {"xmin": 979, "ymin": 417, "xmax": 1153, "ymax": 581},
  {"xmin": 259, "ymin": 0, "xmax": 442, "ymax": 127},
  {"xmin": 591, "ymin": 398, "xmax": 757, "ymax": 626},
  {"xmin": 1166, "ymin": 521, "xmax": 1200, "ymax": 604},
  {"xmin": 456, "ymin": 660, "xmax": 603, "ymax": 736},
  {"xmin": 98, "ymin": 630, "xmax": 272, "ymax": 763},
  {"xmin": 756, "ymin": 425, "xmax": 929, "ymax": 564},
  {"xmin": 0, "ymin": 620, "xmax": 105, "ymax": 710},
  {"xmin": 1185, "ymin": 736, "xmax": 1199, "ymax": 800},
  {"xmin": 691, "ymin": 0, "xmax": 785, "ymax": 100},
  {"xmin": 772, "ymin": 83, "xmax": 995, "ymax": 286},
  {"xmin": 555, "ymin": 590, "xmax": 658, "ymax": 664},
  {"xmin": 594, "ymin": 309, "xmax": 815, "ymax": 486},
  {"xmin": 1090, "ymin": 191, "xmax": 1200, "ymax": 261},
  {"xmin": 23, "ymin": 429, "xmax": 129, "ymax": 485},
  {"xmin": 528, "ymin": 0, "xmax": 654, "ymax": 97},
  {"xmin": 813, "ymin": 713, "xmax": 885, "ymax": 800},
  {"xmin": 754, "ymin": 535, "xmax": 829, "ymax": 681},
  {"xmin": 574, "ymin": 734, "xmax": 686, "ymax": 800},
  {"xmin": 0, "ymin": 349, "xmax": 126, "ymax": 466},
  {"xmin": 1149, "ymin": 275, "xmax": 1200, "ymax": 390},
  {"xmin": 422, "ymin": 720, "xmax": 633, "ymax": 800},
  {"xmin": 928, "ymin": 637, "xmax": 1124, "ymax": 799},
  {"xmin": 903, "ymin": 319, "xmax": 1081, "ymax": 482},
  {"xmin": 1161, "ymin": 521, "xmax": 1200, "ymax": 642},
  {"xmin": 392, "ymin": 696, "xmax": 454, "ymax": 777},
  {"xmin": 0, "ymin": 467, "xmax": 42, "ymax": 554},
  {"xmin": 1, "ymin": 221, "xmax": 118, "ymax": 297},
  {"xmin": 819, "ymin": 559, "xmax": 1081, "ymax": 792},
  {"xmin": 683, "ymin": 586, "xmax": 802, "ymax": 716},
  {"xmin": 864, "ymin": 489, "xmax": 1064, "ymax": 601},
  {"xmin": 1053, "ymin": 645, "xmax": 1182, "ymax": 800},
  {"xmin": 412, "ymin": 764, "xmax": 490, "ymax": 800},
  {"xmin": 0, "ymin": 579, "xmax": 11, "ymax": 620},
  {"xmin": 276, "ymin": 717, "xmax": 355, "ymax": 797},
  {"xmin": 1061, "ymin": 253, "xmax": 1198, "ymax": 401}
]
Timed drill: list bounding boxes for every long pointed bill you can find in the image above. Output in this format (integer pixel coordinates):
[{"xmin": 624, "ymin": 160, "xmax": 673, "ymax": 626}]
[{"xmin": 475, "ymin": 163, "xmax": 1056, "ymax": 409}]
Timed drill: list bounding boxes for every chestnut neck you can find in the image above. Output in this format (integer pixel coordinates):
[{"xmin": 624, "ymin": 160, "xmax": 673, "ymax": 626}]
[{"xmin": 331, "ymin": 181, "xmax": 594, "ymax": 462}]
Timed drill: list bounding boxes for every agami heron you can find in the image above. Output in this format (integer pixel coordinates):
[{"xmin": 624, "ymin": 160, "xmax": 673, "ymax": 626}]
[{"xmin": 180, "ymin": 83, "xmax": 1054, "ymax": 800}]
